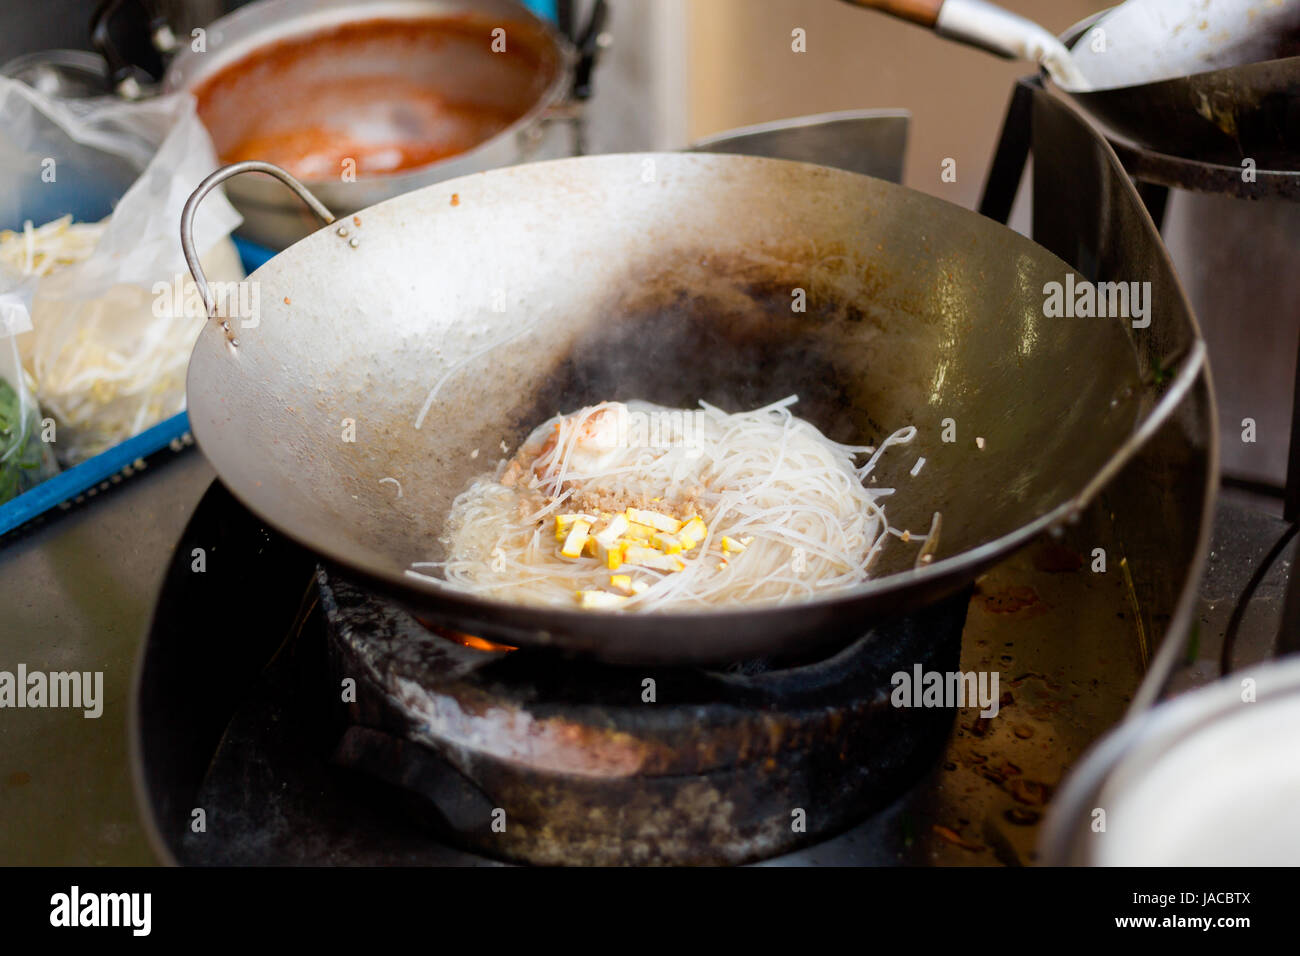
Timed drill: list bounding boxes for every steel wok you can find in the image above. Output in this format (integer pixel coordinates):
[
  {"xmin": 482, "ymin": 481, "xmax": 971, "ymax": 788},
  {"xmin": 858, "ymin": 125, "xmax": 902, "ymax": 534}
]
[
  {"xmin": 181, "ymin": 153, "xmax": 1201, "ymax": 665},
  {"xmin": 843, "ymin": 0, "xmax": 1300, "ymax": 166},
  {"xmin": 1060, "ymin": 6, "xmax": 1300, "ymax": 167}
]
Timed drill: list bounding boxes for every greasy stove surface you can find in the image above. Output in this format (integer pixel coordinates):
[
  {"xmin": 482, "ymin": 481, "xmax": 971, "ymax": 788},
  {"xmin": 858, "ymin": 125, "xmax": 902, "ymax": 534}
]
[{"xmin": 137, "ymin": 481, "xmax": 1145, "ymax": 865}]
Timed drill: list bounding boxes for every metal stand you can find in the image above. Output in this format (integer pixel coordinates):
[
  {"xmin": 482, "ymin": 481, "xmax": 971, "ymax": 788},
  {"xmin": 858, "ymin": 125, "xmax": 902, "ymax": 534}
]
[
  {"xmin": 979, "ymin": 76, "xmax": 1300, "ymax": 670},
  {"xmin": 981, "ymin": 75, "xmax": 1300, "ymax": 519}
]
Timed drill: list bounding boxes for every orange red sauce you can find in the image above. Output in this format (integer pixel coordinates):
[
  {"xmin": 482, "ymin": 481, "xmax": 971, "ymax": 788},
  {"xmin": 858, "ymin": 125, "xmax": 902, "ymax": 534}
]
[{"xmin": 192, "ymin": 16, "xmax": 559, "ymax": 180}]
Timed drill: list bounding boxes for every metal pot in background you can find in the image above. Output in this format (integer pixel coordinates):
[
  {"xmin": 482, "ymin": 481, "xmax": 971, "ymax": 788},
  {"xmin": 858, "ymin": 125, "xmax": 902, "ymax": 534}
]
[
  {"xmin": 841, "ymin": 0, "xmax": 1300, "ymax": 167},
  {"xmin": 94, "ymin": 0, "xmax": 607, "ymax": 249},
  {"xmin": 1041, "ymin": 654, "xmax": 1300, "ymax": 865},
  {"xmin": 687, "ymin": 108, "xmax": 910, "ymax": 184}
]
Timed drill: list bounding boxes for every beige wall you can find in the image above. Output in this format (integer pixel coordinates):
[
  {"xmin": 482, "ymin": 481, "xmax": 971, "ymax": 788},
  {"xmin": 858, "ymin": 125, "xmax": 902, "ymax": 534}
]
[{"xmin": 686, "ymin": 0, "xmax": 1100, "ymax": 208}]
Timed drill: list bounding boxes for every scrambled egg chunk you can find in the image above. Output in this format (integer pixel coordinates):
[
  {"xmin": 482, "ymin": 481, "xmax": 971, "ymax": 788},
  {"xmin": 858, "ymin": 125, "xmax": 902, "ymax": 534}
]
[{"xmin": 559, "ymin": 507, "xmax": 711, "ymax": 607}]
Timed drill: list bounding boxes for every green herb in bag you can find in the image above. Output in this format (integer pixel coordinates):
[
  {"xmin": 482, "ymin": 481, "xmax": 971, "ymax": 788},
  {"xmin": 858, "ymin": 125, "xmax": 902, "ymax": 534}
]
[{"xmin": 0, "ymin": 375, "xmax": 56, "ymax": 504}]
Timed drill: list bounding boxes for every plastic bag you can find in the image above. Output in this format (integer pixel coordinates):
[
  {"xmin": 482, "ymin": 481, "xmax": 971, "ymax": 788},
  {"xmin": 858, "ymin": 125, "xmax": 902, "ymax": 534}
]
[
  {"xmin": 0, "ymin": 78, "xmax": 243, "ymax": 465},
  {"xmin": 0, "ymin": 326, "xmax": 58, "ymax": 505}
]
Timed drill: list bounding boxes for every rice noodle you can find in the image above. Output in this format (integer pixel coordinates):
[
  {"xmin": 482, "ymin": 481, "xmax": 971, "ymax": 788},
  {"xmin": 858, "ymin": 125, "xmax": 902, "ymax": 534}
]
[{"xmin": 432, "ymin": 396, "xmax": 926, "ymax": 611}]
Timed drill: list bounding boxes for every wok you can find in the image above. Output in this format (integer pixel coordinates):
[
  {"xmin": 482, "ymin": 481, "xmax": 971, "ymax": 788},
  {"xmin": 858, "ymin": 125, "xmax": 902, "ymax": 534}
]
[
  {"xmin": 180, "ymin": 153, "xmax": 1201, "ymax": 665},
  {"xmin": 843, "ymin": 0, "xmax": 1300, "ymax": 166}
]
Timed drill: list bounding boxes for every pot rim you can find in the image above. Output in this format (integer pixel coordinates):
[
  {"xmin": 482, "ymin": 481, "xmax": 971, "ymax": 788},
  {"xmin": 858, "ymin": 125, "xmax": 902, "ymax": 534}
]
[
  {"xmin": 1039, "ymin": 654, "xmax": 1300, "ymax": 865},
  {"xmin": 164, "ymin": 0, "xmax": 575, "ymax": 188}
]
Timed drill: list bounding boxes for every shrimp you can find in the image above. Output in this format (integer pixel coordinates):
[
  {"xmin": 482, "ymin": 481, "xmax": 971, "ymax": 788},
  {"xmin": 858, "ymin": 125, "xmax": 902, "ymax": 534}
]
[{"xmin": 533, "ymin": 403, "xmax": 627, "ymax": 488}]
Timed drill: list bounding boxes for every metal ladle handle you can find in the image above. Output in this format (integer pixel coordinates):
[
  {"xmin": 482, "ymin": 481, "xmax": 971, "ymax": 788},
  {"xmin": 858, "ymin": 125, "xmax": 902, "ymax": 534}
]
[{"xmin": 180, "ymin": 160, "xmax": 335, "ymax": 346}]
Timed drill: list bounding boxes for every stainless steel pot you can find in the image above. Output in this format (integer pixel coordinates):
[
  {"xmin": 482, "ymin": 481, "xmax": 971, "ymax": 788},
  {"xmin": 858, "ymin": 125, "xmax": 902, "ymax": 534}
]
[
  {"xmin": 97, "ymin": 0, "xmax": 591, "ymax": 249},
  {"xmin": 1041, "ymin": 655, "xmax": 1300, "ymax": 865}
]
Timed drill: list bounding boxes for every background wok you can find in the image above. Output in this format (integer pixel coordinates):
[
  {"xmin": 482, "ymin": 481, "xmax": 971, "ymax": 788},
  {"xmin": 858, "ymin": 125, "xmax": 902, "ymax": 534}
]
[
  {"xmin": 182, "ymin": 153, "xmax": 1200, "ymax": 665},
  {"xmin": 1059, "ymin": 10, "xmax": 1300, "ymax": 168},
  {"xmin": 842, "ymin": 0, "xmax": 1300, "ymax": 166}
]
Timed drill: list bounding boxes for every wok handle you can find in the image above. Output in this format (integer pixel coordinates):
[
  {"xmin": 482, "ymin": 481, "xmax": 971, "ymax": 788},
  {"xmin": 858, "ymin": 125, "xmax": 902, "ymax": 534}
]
[
  {"xmin": 839, "ymin": 0, "xmax": 1090, "ymax": 90},
  {"xmin": 841, "ymin": 0, "xmax": 943, "ymax": 28},
  {"xmin": 180, "ymin": 160, "xmax": 336, "ymax": 346}
]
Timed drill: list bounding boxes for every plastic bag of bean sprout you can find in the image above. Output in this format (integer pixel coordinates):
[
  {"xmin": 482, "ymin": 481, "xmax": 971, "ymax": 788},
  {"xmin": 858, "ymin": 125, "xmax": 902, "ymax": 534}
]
[{"xmin": 0, "ymin": 77, "xmax": 243, "ymax": 465}]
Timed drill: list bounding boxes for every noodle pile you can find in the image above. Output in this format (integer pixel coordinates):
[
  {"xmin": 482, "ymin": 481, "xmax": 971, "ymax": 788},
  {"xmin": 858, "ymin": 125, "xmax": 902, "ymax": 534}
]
[{"xmin": 420, "ymin": 396, "xmax": 928, "ymax": 611}]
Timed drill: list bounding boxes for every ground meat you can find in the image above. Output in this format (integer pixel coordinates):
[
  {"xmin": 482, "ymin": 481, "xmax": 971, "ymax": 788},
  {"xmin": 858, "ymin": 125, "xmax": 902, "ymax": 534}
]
[
  {"xmin": 569, "ymin": 489, "xmax": 636, "ymax": 515},
  {"xmin": 500, "ymin": 458, "xmax": 525, "ymax": 488},
  {"xmin": 499, "ymin": 441, "xmax": 545, "ymax": 488},
  {"xmin": 518, "ymin": 494, "xmax": 543, "ymax": 521},
  {"xmin": 569, "ymin": 489, "xmax": 697, "ymax": 521},
  {"xmin": 490, "ymin": 429, "xmax": 702, "ymax": 522}
]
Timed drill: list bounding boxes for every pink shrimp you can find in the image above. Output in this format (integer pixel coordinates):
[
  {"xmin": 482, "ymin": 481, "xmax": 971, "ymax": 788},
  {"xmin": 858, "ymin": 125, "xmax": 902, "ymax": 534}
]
[{"xmin": 533, "ymin": 403, "xmax": 626, "ymax": 485}]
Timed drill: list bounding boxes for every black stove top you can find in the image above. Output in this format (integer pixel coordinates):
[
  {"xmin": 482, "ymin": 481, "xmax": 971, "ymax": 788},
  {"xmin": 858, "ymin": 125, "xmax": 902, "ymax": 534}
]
[
  {"xmin": 138, "ymin": 480, "xmax": 979, "ymax": 865},
  {"xmin": 135, "ymin": 474, "xmax": 1159, "ymax": 866}
]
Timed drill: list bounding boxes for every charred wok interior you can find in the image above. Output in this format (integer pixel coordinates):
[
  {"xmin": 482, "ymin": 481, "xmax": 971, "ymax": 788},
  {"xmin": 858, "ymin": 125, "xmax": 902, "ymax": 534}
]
[{"xmin": 1058, "ymin": 16, "xmax": 1300, "ymax": 168}]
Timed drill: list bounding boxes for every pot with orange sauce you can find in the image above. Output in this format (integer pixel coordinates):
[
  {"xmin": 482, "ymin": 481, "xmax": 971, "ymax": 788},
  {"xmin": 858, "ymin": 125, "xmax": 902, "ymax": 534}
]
[{"xmin": 162, "ymin": 0, "xmax": 577, "ymax": 248}]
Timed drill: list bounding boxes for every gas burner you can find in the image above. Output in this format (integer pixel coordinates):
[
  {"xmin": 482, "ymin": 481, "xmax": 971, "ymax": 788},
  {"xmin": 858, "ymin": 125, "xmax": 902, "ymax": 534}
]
[
  {"xmin": 320, "ymin": 568, "xmax": 969, "ymax": 865},
  {"xmin": 136, "ymin": 479, "xmax": 1158, "ymax": 867}
]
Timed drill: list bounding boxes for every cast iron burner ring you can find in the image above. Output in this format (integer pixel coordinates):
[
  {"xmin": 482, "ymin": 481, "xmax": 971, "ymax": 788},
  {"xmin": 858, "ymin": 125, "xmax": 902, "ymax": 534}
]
[{"xmin": 321, "ymin": 567, "xmax": 970, "ymax": 865}]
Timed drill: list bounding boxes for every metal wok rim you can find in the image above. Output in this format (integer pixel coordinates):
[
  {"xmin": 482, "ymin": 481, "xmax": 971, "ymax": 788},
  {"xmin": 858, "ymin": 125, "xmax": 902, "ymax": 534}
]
[
  {"xmin": 687, "ymin": 107, "xmax": 912, "ymax": 149},
  {"xmin": 185, "ymin": 151, "xmax": 1208, "ymax": 642},
  {"xmin": 1055, "ymin": 10, "xmax": 1300, "ymax": 94}
]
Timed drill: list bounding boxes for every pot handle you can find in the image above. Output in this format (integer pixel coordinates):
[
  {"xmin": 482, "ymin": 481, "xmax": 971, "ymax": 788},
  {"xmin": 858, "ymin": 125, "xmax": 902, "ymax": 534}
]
[
  {"xmin": 540, "ymin": 0, "xmax": 609, "ymax": 156},
  {"xmin": 90, "ymin": 0, "xmax": 177, "ymax": 98},
  {"xmin": 569, "ymin": 0, "xmax": 608, "ymax": 102},
  {"xmin": 180, "ymin": 160, "xmax": 336, "ymax": 346}
]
